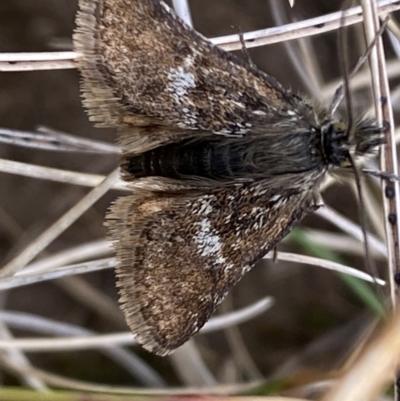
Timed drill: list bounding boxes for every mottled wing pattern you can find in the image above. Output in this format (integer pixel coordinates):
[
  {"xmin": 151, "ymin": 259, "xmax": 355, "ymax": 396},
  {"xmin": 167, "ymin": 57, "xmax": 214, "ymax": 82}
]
[
  {"xmin": 75, "ymin": 0, "xmax": 325, "ymax": 355},
  {"xmin": 73, "ymin": 0, "xmax": 315, "ymax": 152},
  {"xmin": 107, "ymin": 182, "xmax": 317, "ymax": 356}
]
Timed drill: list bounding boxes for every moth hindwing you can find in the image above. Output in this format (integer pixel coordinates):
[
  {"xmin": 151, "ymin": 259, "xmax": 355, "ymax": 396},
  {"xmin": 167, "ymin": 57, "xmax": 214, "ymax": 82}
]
[{"xmin": 73, "ymin": 0, "xmax": 384, "ymax": 355}]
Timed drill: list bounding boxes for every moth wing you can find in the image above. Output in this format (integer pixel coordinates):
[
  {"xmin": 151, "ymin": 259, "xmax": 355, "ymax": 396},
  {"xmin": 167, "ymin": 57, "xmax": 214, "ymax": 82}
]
[
  {"xmin": 73, "ymin": 0, "xmax": 302, "ymax": 152},
  {"xmin": 107, "ymin": 183, "xmax": 316, "ymax": 355}
]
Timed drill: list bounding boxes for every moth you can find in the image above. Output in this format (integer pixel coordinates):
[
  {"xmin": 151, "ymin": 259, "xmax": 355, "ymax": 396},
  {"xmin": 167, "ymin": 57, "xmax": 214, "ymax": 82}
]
[{"xmin": 74, "ymin": 0, "xmax": 384, "ymax": 355}]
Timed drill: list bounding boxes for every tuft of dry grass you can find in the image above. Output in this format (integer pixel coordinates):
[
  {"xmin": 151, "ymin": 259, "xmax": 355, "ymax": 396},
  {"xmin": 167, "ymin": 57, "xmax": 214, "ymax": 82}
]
[{"xmin": 0, "ymin": 0, "xmax": 399, "ymax": 399}]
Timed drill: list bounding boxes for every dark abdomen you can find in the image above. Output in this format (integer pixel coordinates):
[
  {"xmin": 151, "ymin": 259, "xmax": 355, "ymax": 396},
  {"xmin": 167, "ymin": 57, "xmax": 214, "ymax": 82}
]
[
  {"xmin": 121, "ymin": 138, "xmax": 247, "ymax": 180},
  {"xmin": 121, "ymin": 133, "xmax": 324, "ymax": 181}
]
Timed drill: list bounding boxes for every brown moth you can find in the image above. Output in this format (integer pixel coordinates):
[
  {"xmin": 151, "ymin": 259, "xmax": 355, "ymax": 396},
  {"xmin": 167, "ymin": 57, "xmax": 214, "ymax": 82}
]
[{"xmin": 73, "ymin": 0, "xmax": 384, "ymax": 356}]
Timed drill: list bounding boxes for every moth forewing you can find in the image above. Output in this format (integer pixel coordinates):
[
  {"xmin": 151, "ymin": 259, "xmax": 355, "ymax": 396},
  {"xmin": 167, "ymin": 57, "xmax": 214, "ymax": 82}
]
[{"xmin": 107, "ymin": 185, "xmax": 318, "ymax": 355}]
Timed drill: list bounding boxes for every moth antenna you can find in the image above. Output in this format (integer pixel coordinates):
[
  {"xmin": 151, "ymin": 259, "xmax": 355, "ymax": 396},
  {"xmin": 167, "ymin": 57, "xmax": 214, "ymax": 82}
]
[
  {"xmin": 362, "ymin": 169, "xmax": 399, "ymax": 182},
  {"xmin": 272, "ymin": 247, "xmax": 278, "ymax": 263},
  {"xmin": 337, "ymin": 4, "xmax": 355, "ymax": 140},
  {"xmin": 329, "ymin": 15, "xmax": 390, "ymax": 115},
  {"xmin": 349, "ymin": 153, "xmax": 382, "ymax": 294},
  {"xmin": 335, "ymin": 3, "xmax": 386, "ymax": 294},
  {"xmin": 238, "ymin": 31, "xmax": 257, "ymax": 69}
]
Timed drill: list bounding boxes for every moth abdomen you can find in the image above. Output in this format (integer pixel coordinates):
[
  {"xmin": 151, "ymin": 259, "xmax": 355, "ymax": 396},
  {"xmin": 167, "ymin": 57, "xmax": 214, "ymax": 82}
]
[
  {"xmin": 121, "ymin": 131, "xmax": 327, "ymax": 182},
  {"xmin": 121, "ymin": 138, "xmax": 248, "ymax": 180}
]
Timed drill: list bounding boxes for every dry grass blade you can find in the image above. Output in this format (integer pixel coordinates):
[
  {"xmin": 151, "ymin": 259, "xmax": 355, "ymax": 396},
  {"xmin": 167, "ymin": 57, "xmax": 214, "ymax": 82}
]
[
  {"xmin": 2, "ymin": 1, "xmax": 399, "ymax": 71},
  {"xmin": 361, "ymin": 0, "xmax": 400, "ymax": 306},
  {"xmin": 0, "ymin": 169, "xmax": 120, "ymax": 279},
  {"xmin": 0, "ymin": 310, "xmax": 165, "ymax": 386},
  {"xmin": 0, "ymin": 127, "xmax": 118, "ymax": 153},
  {"xmin": 323, "ymin": 310, "xmax": 400, "ymax": 401},
  {"xmin": 0, "ymin": 297, "xmax": 274, "ymax": 352},
  {"xmin": 0, "ymin": 159, "xmax": 126, "ymax": 190},
  {"xmin": 213, "ymin": 0, "xmax": 400, "ymax": 50}
]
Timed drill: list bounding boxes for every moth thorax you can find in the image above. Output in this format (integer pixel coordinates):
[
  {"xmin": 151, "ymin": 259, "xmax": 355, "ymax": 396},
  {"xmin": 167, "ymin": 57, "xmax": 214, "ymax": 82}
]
[
  {"xmin": 321, "ymin": 121, "xmax": 350, "ymax": 167},
  {"xmin": 321, "ymin": 118, "xmax": 384, "ymax": 168}
]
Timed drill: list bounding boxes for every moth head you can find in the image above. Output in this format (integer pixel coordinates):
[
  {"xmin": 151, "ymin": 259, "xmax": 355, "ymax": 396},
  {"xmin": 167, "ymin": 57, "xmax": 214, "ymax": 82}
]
[{"xmin": 322, "ymin": 118, "xmax": 385, "ymax": 168}]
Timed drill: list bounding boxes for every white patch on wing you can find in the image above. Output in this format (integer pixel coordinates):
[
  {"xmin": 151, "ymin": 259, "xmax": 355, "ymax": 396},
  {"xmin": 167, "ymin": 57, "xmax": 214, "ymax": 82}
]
[
  {"xmin": 195, "ymin": 218, "xmax": 222, "ymax": 257},
  {"xmin": 194, "ymin": 218, "xmax": 233, "ymax": 268},
  {"xmin": 166, "ymin": 56, "xmax": 198, "ymax": 127},
  {"xmin": 197, "ymin": 199, "xmax": 213, "ymax": 216},
  {"xmin": 166, "ymin": 56, "xmax": 196, "ymax": 103}
]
